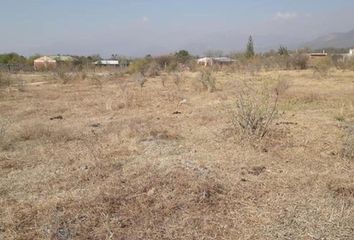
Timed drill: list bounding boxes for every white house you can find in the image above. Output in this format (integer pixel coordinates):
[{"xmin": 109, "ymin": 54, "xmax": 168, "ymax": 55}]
[
  {"xmin": 197, "ymin": 57, "xmax": 235, "ymax": 66},
  {"xmin": 341, "ymin": 48, "xmax": 354, "ymax": 61},
  {"xmin": 94, "ymin": 60, "xmax": 119, "ymax": 66},
  {"xmin": 197, "ymin": 57, "xmax": 213, "ymax": 66}
]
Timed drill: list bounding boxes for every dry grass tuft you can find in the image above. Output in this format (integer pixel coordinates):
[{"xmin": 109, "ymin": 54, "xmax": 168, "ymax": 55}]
[
  {"xmin": 198, "ymin": 69, "xmax": 216, "ymax": 92},
  {"xmin": 231, "ymin": 80, "xmax": 281, "ymax": 140},
  {"xmin": 342, "ymin": 125, "xmax": 354, "ymax": 160},
  {"xmin": 0, "ymin": 71, "xmax": 11, "ymax": 89}
]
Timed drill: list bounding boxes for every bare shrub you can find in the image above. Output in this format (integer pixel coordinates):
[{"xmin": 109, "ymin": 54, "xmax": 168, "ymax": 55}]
[
  {"xmin": 145, "ymin": 61, "xmax": 161, "ymax": 77},
  {"xmin": 232, "ymin": 80, "xmax": 284, "ymax": 140},
  {"xmin": 54, "ymin": 67, "xmax": 74, "ymax": 84},
  {"xmin": 160, "ymin": 74, "xmax": 168, "ymax": 87},
  {"xmin": 0, "ymin": 72, "xmax": 27, "ymax": 92},
  {"xmin": 0, "ymin": 118, "xmax": 11, "ymax": 148},
  {"xmin": 343, "ymin": 125, "xmax": 354, "ymax": 160},
  {"xmin": 335, "ymin": 58, "xmax": 354, "ymax": 71},
  {"xmin": 172, "ymin": 72, "xmax": 182, "ymax": 89},
  {"xmin": 128, "ymin": 59, "xmax": 151, "ymax": 75},
  {"xmin": 199, "ymin": 69, "xmax": 216, "ymax": 92},
  {"xmin": 312, "ymin": 57, "xmax": 333, "ymax": 78},
  {"xmin": 90, "ymin": 75, "xmax": 103, "ymax": 89},
  {"xmin": 132, "ymin": 72, "xmax": 146, "ymax": 90},
  {"xmin": 0, "ymin": 71, "xmax": 11, "ymax": 89},
  {"xmin": 290, "ymin": 53, "xmax": 309, "ymax": 70}
]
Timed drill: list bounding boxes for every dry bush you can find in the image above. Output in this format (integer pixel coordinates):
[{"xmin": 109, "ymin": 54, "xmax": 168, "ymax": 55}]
[
  {"xmin": 285, "ymin": 91, "xmax": 323, "ymax": 106},
  {"xmin": 289, "ymin": 53, "xmax": 309, "ymax": 70},
  {"xmin": 0, "ymin": 118, "xmax": 11, "ymax": 149},
  {"xmin": 0, "ymin": 71, "xmax": 11, "ymax": 89},
  {"xmin": 343, "ymin": 125, "xmax": 354, "ymax": 160},
  {"xmin": 172, "ymin": 72, "xmax": 182, "ymax": 90},
  {"xmin": 128, "ymin": 59, "xmax": 151, "ymax": 75},
  {"xmin": 132, "ymin": 72, "xmax": 147, "ymax": 90},
  {"xmin": 312, "ymin": 57, "xmax": 333, "ymax": 78},
  {"xmin": 90, "ymin": 75, "xmax": 103, "ymax": 89},
  {"xmin": 14, "ymin": 123, "xmax": 80, "ymax": 144},
  {"xmin": 160, "ymin": 74, "xmax": 168, "ymax": 87},
  {"xmin": 116, "ymin": 79, "xmax": 143, "ymax": 109},
  {"xmin": 0, "ymin": 71, "xmax": 27, "ymax": 93},
  {"xmin": 54, "ymin": 67, "xmax": 75, "ymax": 84},
  {"xmin": 129, "ymin": 59, "xmax": 161, "ymax": 77},
  {"xmin": 198, "ymin": 69, "xmax": 216, "ymax": 92},
  {"xmin": 232, "ymin": 79, "xmax": 287, "ymax": 140},
  {"xmin": 53, "ymin": 65, "xmax": 91, "ymax": 84},
  {"xmin": 145, "ymin": 61, "xmax": 161, "ymax": 77},
  {"xmin": 335, "ymin": 57, "xmax": 354, "ymax": 71}
]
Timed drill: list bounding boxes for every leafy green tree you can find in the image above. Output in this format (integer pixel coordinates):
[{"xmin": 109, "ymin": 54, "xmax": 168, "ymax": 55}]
[
  {"xmin": 175, "ymin": 50, "xmax": 191, "ymax": 63},
  {"xmin": 245, "ymin": 36, "xmax": 255, "ymax": 59},
  {"xmin": 0, "ymin": 53, "xmax": 27, "ymax": 64}
]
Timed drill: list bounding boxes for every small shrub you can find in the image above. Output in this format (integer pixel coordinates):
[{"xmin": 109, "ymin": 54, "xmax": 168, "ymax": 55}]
[
  {"xmin": 290, "ymin": 53, "xmax": 309, "ymax": 70},
  {"xmin": 0, "ymin": 71, "xmax": 11, "ymax": 89},
  {"xmin": 54, "ymin": 67, "xmax": 73, "ymax": 84},
  {"xmin": 145, "ymin": 61, "xmax": 161, "ymax": 77},
  {"xmin": 91, "ymin": 75, "xmax": 103, "ymax": 89},
  {"xmin": 172, "ymin": 72, "xmax": 182, "ymax": 89},
  {"xmin": 132, "ymin": 72, "xmax": 146, "ymax": 90},
  {"xmin": 199, "ymin": 69, "xmax": 216, "ymax": 92},
  {"xmin": 232, "ymin": 80, "xmax": 282, "ymax": 139},
  {"xmin": 160, "ymin": 74, "xmax": 168, "ymax": 87},
  {"xmin": 312, "ymin": 57, "xmax": 332, "ymax": 78},
  {"xmin": 128, "ymin": 59, "xmax": 151, "ymax": 75},
  {"xmin": 343, "ymin": 126, "xmax": 354, "ymax": 160},
  {"xmin": 0, "ymin": 118, "xmax": 11, "ymax": 148}
]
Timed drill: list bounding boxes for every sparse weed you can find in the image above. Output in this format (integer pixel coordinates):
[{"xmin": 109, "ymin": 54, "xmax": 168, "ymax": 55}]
[
  {"xmin": 172, "ymin": 72, "xmax": 182, "ymax": 89},
  {"xmin": 132, "ymin": 72, "xmax": 147, "ymax": 90},
  {"xmin": 0, "ymin": 71, "xmax": 11, "ymax": 89},
  {"xmin": 0, "ymin": 118, "xmax": 11, "ymax": 148},
  {"xmin": 145, "ymin": 61, "xmax": 160, "ymax": 77},
  {"xmin": 54, "ymin": 67, "xmax": 73, "ymax": 84},
  {"xmin": 290, "ymin": 53, "xmax": 309, "ymax": 70},
  {"xmin": 232, "ymin": 80, "xmax": 283, "ymax": 140},
  {"xmin": 343, "ymin": 125, "xmax": 354, "ymax": 160},
  {"xmin": 312, "ymin": 57, "xmax": 332, "ymax": 78},
  {"xmin": 199, "ymin": 69, "xmax": 216, "ymax": 92},
  {"xmin": 160, "ymin": 74, "xmax": 168, "ymax": 87}
]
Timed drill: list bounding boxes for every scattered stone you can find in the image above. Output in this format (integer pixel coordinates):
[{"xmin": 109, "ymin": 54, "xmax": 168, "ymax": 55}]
[
  {"xmin": 248, "ymin": 166, "xmax": 266, "ymax": 176},
  {"xmin": 147, "ymin": 188, "xmax": 155, "ymax": 196},
  {"xmin": 241, "ymin": 166, "xmax": 266, "ymax": 176},
  {"xmin": 90, "ymin": 123, "xmax": 101, "ymax": 128},
  {"xmin": 50, "ymin": 115, "xmax": 63, "ymax": 120},
  {"xmin": 276, "ymin": 121, "xmax": 298, "ymax": 125}
]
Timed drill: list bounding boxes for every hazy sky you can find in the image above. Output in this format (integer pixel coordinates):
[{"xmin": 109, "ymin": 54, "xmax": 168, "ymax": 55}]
[{"xmin": 1, "ymin": 0, "xmax": 354, "ymax": 57}]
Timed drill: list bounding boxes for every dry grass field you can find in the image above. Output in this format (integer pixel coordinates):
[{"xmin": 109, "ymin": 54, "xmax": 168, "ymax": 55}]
[{"xmin": 0, "ymin": 69, "xmax": 354, "ymax": 239}]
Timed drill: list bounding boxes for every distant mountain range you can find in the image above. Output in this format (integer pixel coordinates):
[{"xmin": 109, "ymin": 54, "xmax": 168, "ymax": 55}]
[{"xmin": 303, "ymin": 29, "xmax": 354, "ymax": 49}]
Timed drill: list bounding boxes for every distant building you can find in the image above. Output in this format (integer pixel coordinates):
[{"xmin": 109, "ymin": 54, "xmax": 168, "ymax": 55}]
[
  {"xmin": 94, "ymin": 60, "xmax": 119, "ymax": 66},
  {"xmin": 197, "ymin": 57, "xmax": 213, "ymax": 66},
  {"xmin": 197, "ymin": 57, "xmax": 235, "ymax": 66},
  {"xmin": 213, "ymin": 57, "xmax": 235, "ymax": 65},
  {"xmin": 34, "ymin": 56, "xmax": 57, "ymax": 70},
  {"xmin": 50, "ymin": 55, "xmax": 76, "ymax": 62},
  {"xmin": 334, "ymin": 48, "xmax": 354, "ymax": 62},
  {"xmin": 309, "ymin": 50, "xmax": 328, "ymax": 58}
]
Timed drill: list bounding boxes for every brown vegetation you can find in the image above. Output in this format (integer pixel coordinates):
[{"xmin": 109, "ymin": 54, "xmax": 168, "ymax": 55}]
[{"xmin": 0, "ymin": 67, "xmax": 354, "ymax": 239}]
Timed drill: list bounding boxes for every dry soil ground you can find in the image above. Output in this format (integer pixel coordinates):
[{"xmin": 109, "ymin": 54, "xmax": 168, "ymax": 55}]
[{"xmin": 0, "ymin": 69, "xmax": 353, "ymax": 239}]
